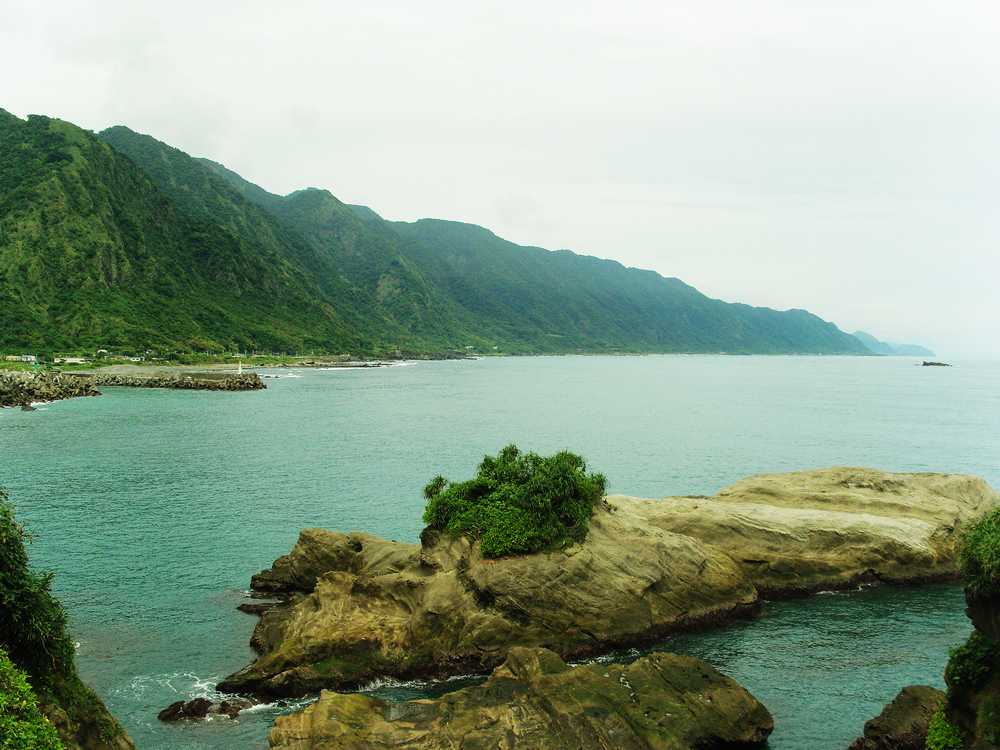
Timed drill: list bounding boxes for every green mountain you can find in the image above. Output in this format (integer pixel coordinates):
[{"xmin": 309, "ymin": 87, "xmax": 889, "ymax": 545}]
[
  {"xmin": 853, "ymin": 330, "xmax": 935, "ymax": 357},
  {"xmin": 1, "ymin": 110, "xmax": 870, "ymax": 355}
]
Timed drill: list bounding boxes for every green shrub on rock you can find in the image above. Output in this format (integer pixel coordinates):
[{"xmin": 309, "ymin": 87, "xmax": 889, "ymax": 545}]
[
  {"xmin": 422, "ymin": 445, "xmax": 606, "ymax": 558},
  {"xmin": 0, "ymin": 488, "xmax": 130, "ymax": 747},
  {"xmin": 945, "ymin": 631, "xmax": 997, "ymax": 693},
  {"xmin": 0, "ymin": 648, "xmax": 62, "ymax": 750},
  {"xmin": 960, "ymin": 507, "xmax": 1000, "ymax": 594},
  {"xmin": 926, "ymin": 706, "xmax": 965, "ymax": 750}
]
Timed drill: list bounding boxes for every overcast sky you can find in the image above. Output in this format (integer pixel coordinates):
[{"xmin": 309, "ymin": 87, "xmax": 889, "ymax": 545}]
[{"xmin": 4, "ymin": 1, "xmax": 997, "ymax": 356}]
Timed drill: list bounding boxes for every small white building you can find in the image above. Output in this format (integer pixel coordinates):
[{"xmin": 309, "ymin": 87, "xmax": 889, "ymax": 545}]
[{"xmin": 4, "ymin": 354, "xmax": 37, "ymax": 363}]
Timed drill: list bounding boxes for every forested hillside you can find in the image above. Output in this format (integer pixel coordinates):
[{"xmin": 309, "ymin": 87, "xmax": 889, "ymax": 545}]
[{"xmin": 0, "ymin": 111, "xmax": 870, "ymax": 355}]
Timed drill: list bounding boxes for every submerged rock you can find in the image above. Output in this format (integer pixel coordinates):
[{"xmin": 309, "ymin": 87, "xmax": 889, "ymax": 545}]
[
  {"xmin": 267, "ymin": 647, "xmax": 774, "ymax": 750},
  {"xmin": 847, "ymin": 685, "xmax": 944, "ymax": 750},
  {"xmin": 157, "ymin": 697, "xmax": 253, "ymax": 721},
  {"xmin": 218, "ymin": 468, "xmax": 997, "ymax": 699}
]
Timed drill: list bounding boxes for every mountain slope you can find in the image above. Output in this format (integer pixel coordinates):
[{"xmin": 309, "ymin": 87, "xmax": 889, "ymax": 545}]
[
  {"xmin": 2, "ymin": 110, "xmax": 870, "ymax": 355},
  {"xmin": 0, "ymin": 112, "xmax": 377, "ymax": 352},
  {"xmin": 853, "ymin": 330, "xmax": 935, "ymax": 357},
  {"xmin": 381, "ymin": 217, "xmax": 869, "ymax": 354}
]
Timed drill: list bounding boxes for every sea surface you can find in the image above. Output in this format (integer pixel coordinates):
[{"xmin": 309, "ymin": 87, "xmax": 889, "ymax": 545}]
[{"xmin": 2, "ymin": 355, "xmax": 998, "ymax": 749}]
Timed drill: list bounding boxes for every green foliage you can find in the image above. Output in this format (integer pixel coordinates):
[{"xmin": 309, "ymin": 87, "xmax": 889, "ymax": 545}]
[
  {"xmin": 422, "ymin": 445, "xmax": 607, "ymax": 558},
  {"xmin": 2, "ymin": 109, "xmax": 868, "ymax": 356},
  {"xmin": 960, "ymin": 507, "xmax": 1000, "ymax": 594},
  {"xmin": 0, "ymin": 489, "xmax": 75, "ymax": 686},
  {"xmin": 926, "ymin": 706, "xmax": 965, "ymax": 750},
  {"xmin": 944, "ymin": 631, "xmax": 996, "ymax": 693},
  {"xmin": 0, "ymin": 488, "xmax": 126, "ymax": 745},
  {"xmin": 0, "ymin": 649, "xmax": 62, "ymax": 750}
]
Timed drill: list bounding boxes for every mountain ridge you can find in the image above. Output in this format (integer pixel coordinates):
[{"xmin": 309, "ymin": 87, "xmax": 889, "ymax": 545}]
[{"xmin": 1, "ymin": 111, "xmax": 870, "ymax": 355}]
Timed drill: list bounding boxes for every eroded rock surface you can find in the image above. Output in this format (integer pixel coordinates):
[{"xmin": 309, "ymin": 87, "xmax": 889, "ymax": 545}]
[
  {"xmin": 218, "ymin": 501, "xmax": 756, "ymax": 697},
  {"xmin": 267, "ymin": 647, "xmax": 774, "ymax": 750},
  {"xmin": 218, "ymin": 468, "xmax": 997, "ymax": 700},
  {"xmin": 625, "ymin": 467, "xmax": 998, "ymax": 595},
  {"xmin": 847, "ymin": 685, "xmax": 945, "ymax": 750}
]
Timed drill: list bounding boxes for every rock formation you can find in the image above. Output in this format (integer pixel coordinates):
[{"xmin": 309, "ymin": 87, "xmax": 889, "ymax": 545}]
[
  {"xmin": 626, "ymin": 468, "xmax": 997, "ymax": 596},
  {"xmin": 267, "ymin": 647, "xmax": 774, "ymax": 750},
  {"xmin": 216, "ymin": 468, "xmax": 997, "ymax": 700},
  {"xmin": 0, "ymin": 371, "xmax": 100, "ymax": 407},
  {"xmin": 847, "ymin": 685, "xmax": 945, "ymax": 750}
]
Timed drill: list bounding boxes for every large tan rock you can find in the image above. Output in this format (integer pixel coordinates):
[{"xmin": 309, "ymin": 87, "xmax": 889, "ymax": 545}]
[
  {"xmin": 267, "ymin": 647, "xmax": 774, "ymax": 750},
  {"xmin": 218, "ymin": 468, "xmax": 997, "ymax": 700},
  {"xmin": 624, "ymin": 467, "xmax": 998, "ymax": 595},
  {"xmin": 218, "ymin": 501, "xmax": 757, "ymax": 697}
]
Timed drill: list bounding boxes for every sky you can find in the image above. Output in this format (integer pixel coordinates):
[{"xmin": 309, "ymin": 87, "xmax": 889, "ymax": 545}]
[{"xmin": 4, "ymin": 0, "xmax": 998, "ymax": 356}]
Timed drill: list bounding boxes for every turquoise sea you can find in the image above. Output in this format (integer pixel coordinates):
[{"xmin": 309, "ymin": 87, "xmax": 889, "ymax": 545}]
[{"xmin": 2, "ymin": 355, "xmax": 998, "ymax": 749}]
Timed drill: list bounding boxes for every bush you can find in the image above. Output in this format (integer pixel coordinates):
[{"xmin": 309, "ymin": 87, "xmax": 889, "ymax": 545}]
[
  {"xmin": 0, "ymin": 490, "xmax": 75, "ymax": 686},
  {"xmin": 0, "ymin": 648, "xmax": 62, "ymax": 750},
  {"xmin": 960, "ymin": 507, "xmax": 1000, "ymax": 594},
  {"xmin": 925, "ymin": 706, "xmax": 964, "ymax": 750},
  {"xmin": 944, "ymin": 631, "xmax": 996, "ymax": 694},
  {"xmin": 0, "ymin": 489, "xmax": 126, "ymax": 745},
  {"xmin": 422, "ymin": 445, "xmax": 606, "ymax": 558}
]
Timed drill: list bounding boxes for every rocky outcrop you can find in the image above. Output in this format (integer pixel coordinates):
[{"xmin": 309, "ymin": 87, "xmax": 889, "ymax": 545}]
[
  {"xmin": 87, "ymin": 372, "xmax": 265, "ymax": 391},
  {"xmin": 0, "ymin": 371, "xmax": 100, "ymax": 407},
  {"xmin": 267, "ymin": 647, "xmax": 774, "ymax": 750},
  {"xmin": 847, "ymin": 685, "xmax": 945, "ymax": 750},
  {"xmin": 157, "ymin": 697, "xmax": 253, "ymax": 721},
  {"xmin": 625, "ymin": 468, "xmax": 998, "ymax": 596},
  {"xmin": 938, "ymin": 589, "xmax": 1000, "ymax": 749},
  {"xmin": 218, "ymin": 501, "xmax": 758, "ymax": 697},
  {"xmin": 216, "ymin": 469, "xmax": 996, "ymax": 701}
]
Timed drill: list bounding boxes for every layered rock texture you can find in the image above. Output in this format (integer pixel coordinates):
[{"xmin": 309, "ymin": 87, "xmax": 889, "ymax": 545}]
[
  {"xmin": 267, "ymin": 647, "xmax": 774, "ymax": 750},
  {"xmin": 218, "ymin": 468, "xmax": 997, "ymax": 701},
  {"xmin": 626, "ymin": 467, "xmax": 997, "ymax": 596},
  {"xmin": 847, "ymin": 685, "xmax": 945, "ymax": 750}
]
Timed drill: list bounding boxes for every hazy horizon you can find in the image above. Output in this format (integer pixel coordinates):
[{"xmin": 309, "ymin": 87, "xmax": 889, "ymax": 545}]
[{"xmin": 4, "ymin": 1, "xmax": 995, "ymax": 357}]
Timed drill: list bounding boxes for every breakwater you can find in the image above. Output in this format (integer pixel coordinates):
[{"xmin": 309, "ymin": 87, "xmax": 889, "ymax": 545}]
[
  {"xmin": 0, "ymin": 371, "xmax": 100, "ymax": 408},
  {"xmin": 1, "ymin": 370, "xmax": 264, "ymax": 407}
]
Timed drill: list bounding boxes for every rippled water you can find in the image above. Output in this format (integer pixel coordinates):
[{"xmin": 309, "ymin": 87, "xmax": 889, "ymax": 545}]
[{"xmin": 2, "ymin": 355, "xmax": 997, "ymax": 749}]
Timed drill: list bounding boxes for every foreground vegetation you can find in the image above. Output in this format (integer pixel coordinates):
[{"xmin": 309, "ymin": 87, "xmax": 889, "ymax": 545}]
[
  {"xmin": 0, "ymin": 489, "xmax": 130, "ymax": 749},
  {"xmin": 0, "ymin": 649, "xmax": 62, "ymax": 750},
  {"xmin": 422, "ymin": 445, "xmax": 606, "ymax": 558},
  {"xmin": 924, "ymin": 507, "xmax": 1000, "ymax": 749}
]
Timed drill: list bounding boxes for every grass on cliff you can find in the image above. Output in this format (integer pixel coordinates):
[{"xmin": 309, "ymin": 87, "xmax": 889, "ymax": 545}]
[
  {"xmin": 0, "ymin": 648, "xmax": 62, "ymax": 750},
  {"xmin": 0, "ymin": 488, "xmax": 127, "ymax": 746},
  {"xmin": 960, "ymin": 507, "xmax": 1000, "ymax": 594},
  {"xmin": 422, "ymin": 445, "xmax": 606, "ymax": 558}
]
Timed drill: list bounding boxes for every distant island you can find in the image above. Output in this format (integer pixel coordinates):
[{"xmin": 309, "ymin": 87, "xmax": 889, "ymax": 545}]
[
  {"xmin": 2, "ymin": 109, "xmax": 874, "ymax": 357},
  {"xmin": 853, "ymin": 330, "xmax": 935, "ymax": 357}
]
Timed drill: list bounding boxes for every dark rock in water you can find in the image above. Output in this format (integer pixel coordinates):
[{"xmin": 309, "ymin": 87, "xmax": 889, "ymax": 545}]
[
  {"xmin": 267, "ymin": 647, "xmax": 774, "ymax": 750},
  {"xmin": 922, "ymin": 361, "xmax": 952, "ymax": 367},
  {"xmin": 20, "ymin": 403, "xmax": 36, "ymax": 411},
  {"xmin": 157, "ymin": 697, "xmax": 253, "ymax": 722},
  {"xmin": 847, "ymin": 685, "xmax": 944, "ymax": 750},
  {"xmin": 158, "ymin": 698, "xmax": 213, "ymax": 721},
  {"xmin": 238, "ymin": 601, "xmax": 279, "ymax": 616}
]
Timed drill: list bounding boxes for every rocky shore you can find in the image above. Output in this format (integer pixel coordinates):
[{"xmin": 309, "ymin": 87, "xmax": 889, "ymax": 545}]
[
  {"xmin": 86, "ymin": 372, "xmax": 265, "ymax": 391},
  {"xmin": 0, "ymin": 370, "xmax": 100, "ymax": 408},
  {"xmin": 267, "ymin": 647, "xmax": 774, "ymax": 750},
  {"xmin": 0, "ymin": 369, "xmax": 264, "ymax": 408},
  {"xmin": 216, "ymin": 468, "xmax": 998, "ymax": 700}
]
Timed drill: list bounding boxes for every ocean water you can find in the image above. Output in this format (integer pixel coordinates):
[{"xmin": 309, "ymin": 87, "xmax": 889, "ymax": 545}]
[{"xmin": 1, "ymin": 354, "xmax": 998, "ymax": 749}]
